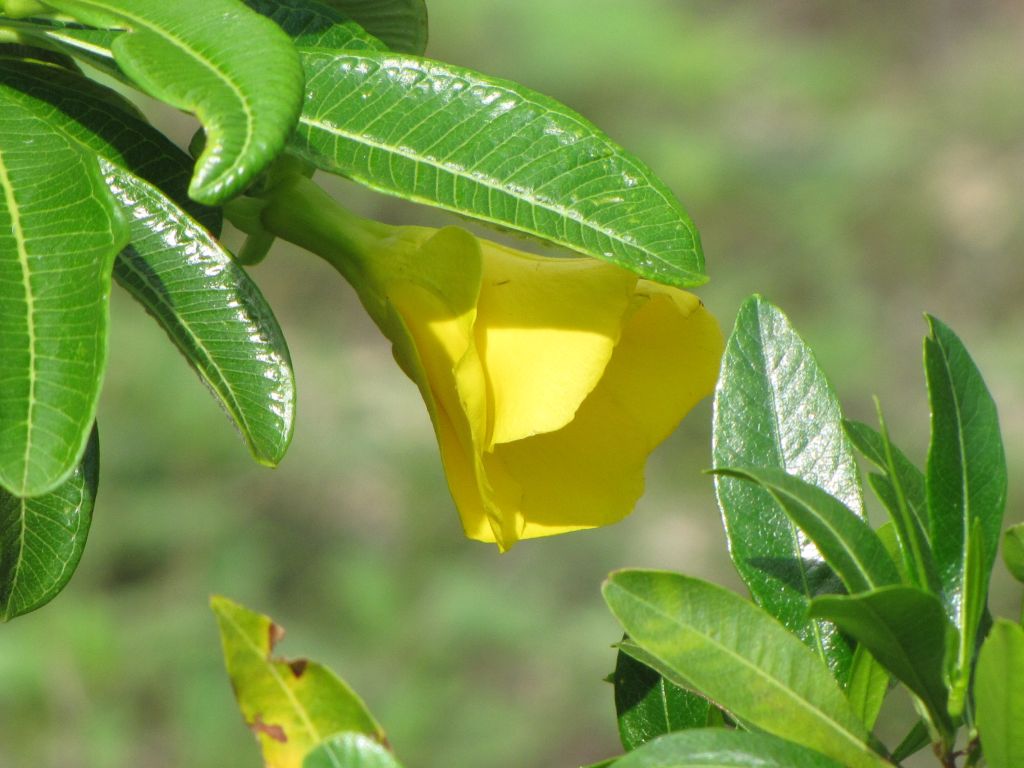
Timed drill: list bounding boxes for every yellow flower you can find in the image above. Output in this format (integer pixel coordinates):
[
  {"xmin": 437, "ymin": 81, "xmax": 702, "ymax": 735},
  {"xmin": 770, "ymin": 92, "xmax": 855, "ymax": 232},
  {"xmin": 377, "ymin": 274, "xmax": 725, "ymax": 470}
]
[{"xmin": 260, "ymin": 178, "xmax": 723, "ymax": 551}]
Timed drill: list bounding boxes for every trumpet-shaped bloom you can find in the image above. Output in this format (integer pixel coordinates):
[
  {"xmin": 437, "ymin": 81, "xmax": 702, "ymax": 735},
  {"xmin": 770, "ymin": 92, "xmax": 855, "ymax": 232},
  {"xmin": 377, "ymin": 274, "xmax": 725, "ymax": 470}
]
[{"xmin": 333, "ymin": 224, "xmax": 723, "ymax": 551}]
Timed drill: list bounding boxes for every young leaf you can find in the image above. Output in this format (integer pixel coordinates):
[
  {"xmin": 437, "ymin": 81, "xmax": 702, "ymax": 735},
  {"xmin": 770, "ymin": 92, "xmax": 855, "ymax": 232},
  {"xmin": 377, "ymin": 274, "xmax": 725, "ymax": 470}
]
[
  {"xmin": 316, "ymin": 0, "xmax": 427, "ymax": 54},
  {"xmin": 613, "ymin": 648, "xmax": 711, "ymax": 752},
  {"xmin": 843, "ymin": 420, "xmax": 926, "ymax": 528},
  {"xmin": 714, "ymin": 467, "xmax": 899, "ymax": 593},
  {"xmin": 845, "ymin": 645, "xmax": 888, "ymax": 731},
  {"xmin": 603, "ymin": 571, "xmax": 888, "ymax": 768},
  {"xmin": 974, "ymin": 619, "xmax": 1024, "ymax": 768},
  {"xmin": 1002, "ymin": 523, "xmax": 1024, "ymax": 583},
  {"xmin": 809, "ymin": 586, "xmax": 954, "ymax": 739},
  {"xmin": 103, "ymin": 162, "xmax": 295, "ymax": 466},
  {"xmin": 610, "ymin": 730, "xmax": 847, "ymax": 768},
  {"xmin": 212, "ymin": 596, "xmax": 386, "ymax": 767},
  {"xmin": 290, "ymin": 50, "xmax": 705, "ymax": 287},
  {"xmin": 304, "ymin": 733, "xmax": 402, "ymax": 768},
  {"xmin": 0, "ymin": 426, "xmax": 98, "ymax": 621},
  {"xmin": 40, "ymin": 0, "xmax": 305, "ymax": 204},
  {"xmin": 242, "ymin": 0, "xmax": 387, "ymax": 51},
  {"xmin": 924, "ymin": 316, "xmax": 1006, "ymax": 708},
  {"xmin": 712, "ymin": 296, "xmax": 863, "ymax": 682},
  {"xmin": 0, "ymin": 90, "xmax": 128, "ymax": 497}
]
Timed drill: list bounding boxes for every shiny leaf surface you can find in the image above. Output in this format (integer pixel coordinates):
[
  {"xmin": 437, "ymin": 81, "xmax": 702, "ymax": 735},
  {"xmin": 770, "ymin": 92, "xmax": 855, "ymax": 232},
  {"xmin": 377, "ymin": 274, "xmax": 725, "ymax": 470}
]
[
  {"xmin": 712, "ymin": 295, "xmax": 862, "ymax": 682},
  {"xmin": 41, "ymin": 0, "xmax": 304, "ymax": 204},
  {"xmin": 924, "ymin": 316, "xmax": 1006, "ymax": 704},
  {"xmin": 715, "ymin": 467, "xmax": 899, "ymax": 593},
  {"xmin": 975, "ymin": 619, "xmax": 1024, "ymax": 768},
  {"xmin": 603, "ymin": 571, "xmax": 886, "ymax": 768},
  {"xmin": 810, "ymin": 586, "xmax": 954, "ymax": 738},
  {"xmin": 304, "ymin": 734, "xmax": 402, "ymax": 768},
  {"xmin": 290, "ymin": 50, "xmax": 705, "ymax": 286},
  {"xmin": 611, "ymin": 730, "xmax": 847, "ymax": 768},
  {"xmin": 0, "ymin": 89, "xmax": 127, "ymax": 496},
  {"xmin": 613, "ymin": 649, "xmax": 710, "ymax": 752},
  {"xmin": 212, "ymin": 596, "xmax": 386, "ymax": 768},
  {"xmin": 0, "ymin": 427, "xmax": 97, "ymax": 620}
]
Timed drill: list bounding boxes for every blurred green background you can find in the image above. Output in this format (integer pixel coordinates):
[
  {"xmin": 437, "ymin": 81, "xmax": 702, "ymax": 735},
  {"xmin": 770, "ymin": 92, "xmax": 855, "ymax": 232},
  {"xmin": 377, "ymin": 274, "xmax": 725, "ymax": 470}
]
[{"xmin": 2, "ymin": 1, "xmax": 1023, "ymax": 766}]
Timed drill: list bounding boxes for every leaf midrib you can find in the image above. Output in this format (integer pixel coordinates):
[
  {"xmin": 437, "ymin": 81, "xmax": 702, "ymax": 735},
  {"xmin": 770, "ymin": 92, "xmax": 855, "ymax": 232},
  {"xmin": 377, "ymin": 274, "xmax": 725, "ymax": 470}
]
[
  {"xmin": 0, "ymin": 141, "xmax": 37, "ymax": 493},
  {"xmin": 610, "ymin": 582, "xmax": 874, "ymax": 763}
]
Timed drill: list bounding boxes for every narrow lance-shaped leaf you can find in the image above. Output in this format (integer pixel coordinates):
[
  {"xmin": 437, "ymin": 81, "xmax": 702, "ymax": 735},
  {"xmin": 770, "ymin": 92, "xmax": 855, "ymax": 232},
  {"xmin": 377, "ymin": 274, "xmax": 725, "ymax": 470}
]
[
  {"xmin": 0, "ymin": 426, "xmax": 98, "ymax": 620},
  {"xmin": 810, "ymin": 586, "xmax": 955, "ymax": 741},
  {"xmin": 611, "ymin": 730, "xmax": 848, "ymax": 768},
  {"xmin": 844, "ymin": 420, "xmax": 926, "ymax": 528},
  {"xmin": 0, "ymin": 58, "xmax": 294, "ymax": 465},
  {"xmin": 603, "ymin": 571, "xmax": 889, "ymax": 768},
  {"xmin": 712, "ymin": 295, "xmax": 863, "ymax": 683},
  {"xmin": 290, "ymin": 50, "xmax": 705, "ymax": 287},
  {"xmin": 304, "ymin": 734, "xmax": 402, "ymax": 768},
  {"xmin": 714, "ymin": 467, "xmax": 899, "ymax": 594},
  {"xmin": 845, "ymin": 645, "xmax": 888, "ymax": 731},
  {"xmin": 924, "ymin": 316, "xmax": 1006, "ymax": 710},
  {"xmin": 316, "ymin": 0, "xmax": 427, "ymax": 54},
  {"xmin": 890, "ymin": 721, "xmax": 932, "ymax": 764},
  {"xmin": 212, "ymin": 596, "xmax": 386, "ymax": 768},
  {"xmin": 0, "ymin": 90, "xmax": 128, "ymax": 496},
  {"xmin": 40, "ymin": 0, "xmax": 304, "ymax": 204},
  {"xmin": 613, "ymin": 648, "xmax": 711, "ymax": 752},
  {"xmin": 974, "ymin": 619, "xmax": 1024, "ymax": 768},
  {"xmin": 242, "ymin": 0, "xmax": 387, "ymax": 50}
]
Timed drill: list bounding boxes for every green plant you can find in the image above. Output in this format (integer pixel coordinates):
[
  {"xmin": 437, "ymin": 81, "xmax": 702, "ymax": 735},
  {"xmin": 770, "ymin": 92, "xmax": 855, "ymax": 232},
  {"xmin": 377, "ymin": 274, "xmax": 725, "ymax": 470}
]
[{"xmin": 212, "ymin": 297, "xmax": 1021, "ymax": 767}]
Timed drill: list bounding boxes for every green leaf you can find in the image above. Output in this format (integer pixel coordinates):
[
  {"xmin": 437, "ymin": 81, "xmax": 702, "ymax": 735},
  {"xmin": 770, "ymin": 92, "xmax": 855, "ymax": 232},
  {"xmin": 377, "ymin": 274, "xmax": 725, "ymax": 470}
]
[
  {"xmin": 603, "ymin": 571, "xmax": 887, "ymax": 768},
  {"xmin": 844, "ymin": 420, "xmax": 926, "ymax": 527},
  {"xmin": 0, "ymin": 16, "xmax": 123, "ymax": 77},
  {"xmin": 0, "ymin": 90, "xmax": 128, "ymax": 496},
  {"xmin": 890, "ymin": 720, "xmax": 931, "ymax": 763},
  {"xmin": 242, "ymin": 0, "xmax": 386, "ymax": 50},
  {"xmin": 715, "ymin": 467, "xmax": 899, "ymax": 593},
  {"xmin": 975, "ymin": 619, "xmax": 1024, "ymax": 768},
  {"xmin": 924, "ymin": 316, "xmax": 1006, "ymax": 705},
  {"xmin": 1002, "ymin": 523, "xmax": 1024, "ymax": 583},
  {"xmin": 0, "ymin": 426, "xmax": 98, "ymax": 620},
  {"xmin": 610, "ymin": 730, "xmax": 847, "ymax": 768},
  {"xmin": 613, "ymin": 648, "xmax": 711, "ymax": 752},
  {"xmin": 290, "ymin": 50, "xmax": 705, "ymax": 287},
  {"xmin": 212, "ymin": 596, "xmax": 386, "ymax": 768},
  {"xmin": 845, "ymin": 645, "xmax": 888, "ymax": 731},
  {"xmin": 304, "ymin": 733, "xmax": 402, "ymax": 768},
  {"xmin": 41, "ymin": 0, "xmax": 304, "ymax": 204},
  {"xmin": 712, "ymin": 295, "xmax": 862, "ymax": 682},
  {"xmin": 316, "ymin": 0, "xmax": 427, "ymax": 54},
  {"xmin": 809, "ymin": 586, "xmax": 954, "ymax": 739},
  {"xmin": 103, "ymin": 161, "xmax": 295, "ymax": 466}
]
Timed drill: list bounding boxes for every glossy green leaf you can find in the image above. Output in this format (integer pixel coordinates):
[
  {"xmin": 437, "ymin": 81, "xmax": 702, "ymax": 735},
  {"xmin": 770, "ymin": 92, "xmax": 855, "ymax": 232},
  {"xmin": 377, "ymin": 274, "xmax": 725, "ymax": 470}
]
[
  {"xmin": 924, "ymin": 316, "xmax": 1006, "ymax": 704},
  {"xmin": 844, "ymin": 419, "xmax": 926, "ymax": 527},
  {"xmin": 0, "ymin": 58, "xmax": 294, "ymax": 464},
  {"xmin": 212, "ymin": 596, "xmax": 386, "ymax": 768},
  {"xmin": 242, "ymin": 0, "xmax": 386, "ymax": 50},
  {"xmin": 1003, "ymin": 524, "xmax": 1024, "ymax": 583},
  {"xmin": 0, "ymin": 90, "xmax": 128, "ymax": 497},
  {"xmin": 304, "ymin": 734, "xmax": 402, "ymax": 768},
  {"xmin": 103, "ymin": 162, "xmax": 295, "ymax": 465},
  {"xmin": 0, "ymin": 16, "xmax": 123, "ymax": 77},
  {"xmin": 975, "ymin": 619, "xmax": 1024, "ymax": 768},
  {"xmin": 715, "ymin": 467, "xmax": 899, "ymax": 593},
  {"xmin": 0, "ymin": 426, "xmax": 97, "ymax": 620},
  {"xmin": 317, "ymin": 0, "xmax": 427, "ymax": 54},
  {"xmin": 290, "ymin": 50, "xmax": 705, "ymax": 287},
  {"xmin": 0, "ymin": 56, "xmax": 219, "ymax": 232},
  {"xmin": 712, "ymin": 295, "xmax": 862, "ymax": 682},
  {"xmin": 611, "ymin": 730, "xmax": 847, "ymax": 768},
  {"xmin": 603, "ymin": 571, "xmax": 886, "ymax": 768},
  {"xmin": 810, "ymin": 586, "xmax": 954, "ymax": 738},
  {"xmin": 41, "ymin": 0, "xmax": 304, "ymax": 204},
  {"xmin": 845, "ymin": 645, "xmax": 888, "ymax": 731},
  {"xmin": 613, "ymin": 648, "xmax": 710, "ymax": 752}
]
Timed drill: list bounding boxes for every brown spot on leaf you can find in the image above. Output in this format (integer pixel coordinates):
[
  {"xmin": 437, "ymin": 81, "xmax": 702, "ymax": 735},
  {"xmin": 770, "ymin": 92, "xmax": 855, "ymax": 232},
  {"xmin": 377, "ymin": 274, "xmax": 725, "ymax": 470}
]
[
  {"xmin": 268, "ymin": 622, "xmax": 285, "ymax": 653},
  {"xmin": 288, "ymin": 659, "xmax": 308, "ymax": 678},
  {"xmin": 248, "ymin": 714, "xmax": 287, "ymax": 743}
]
